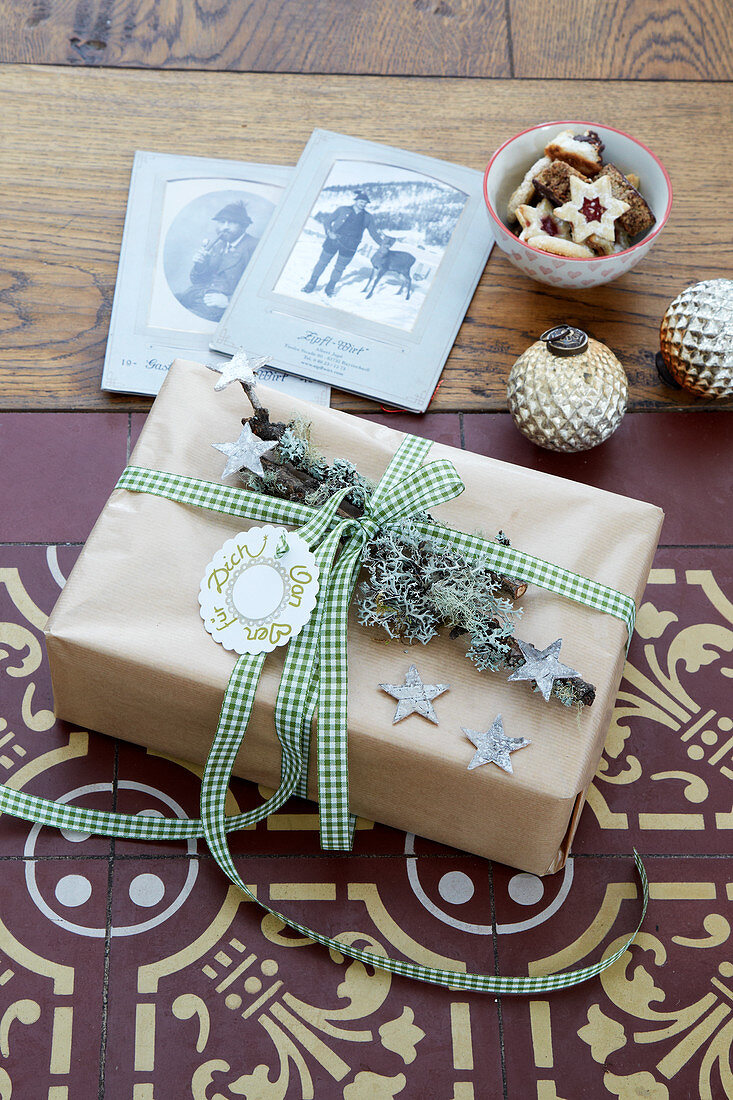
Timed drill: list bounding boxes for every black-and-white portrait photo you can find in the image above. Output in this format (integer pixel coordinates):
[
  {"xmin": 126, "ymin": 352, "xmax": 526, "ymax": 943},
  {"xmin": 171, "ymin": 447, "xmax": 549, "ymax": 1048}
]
[
  {"xmin": 174, "ymin": 199, "xmax": 259, "ymax": 321},
  {"xmin": 148, "ymin": 179, "xmax": 282, "ymax": 334},
  {"xmin": 102, "ymin": 154, "xmax": 329, "ymax": 404},
  {"xmin": 273, "ymin": 159, "xmax": 469, "ymax": 332}
]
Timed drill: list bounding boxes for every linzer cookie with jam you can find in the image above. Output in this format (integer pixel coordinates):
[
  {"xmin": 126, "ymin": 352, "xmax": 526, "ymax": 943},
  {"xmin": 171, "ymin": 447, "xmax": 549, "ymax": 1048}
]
[
  {"xmin": 515, "ymin": 198, "xmax": 572, "ymax": 242},
  {"xmin": 515, "ymin": 198, "xmax": 594, "ymax": 257},
  {"xmin": 555, "ymin": 176, "xmax": 630, "ymax": 244}
]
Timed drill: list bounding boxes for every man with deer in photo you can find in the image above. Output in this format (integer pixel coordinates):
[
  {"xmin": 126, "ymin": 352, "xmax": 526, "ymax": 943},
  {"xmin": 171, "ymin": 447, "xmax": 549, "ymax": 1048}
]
[
  {"xmin": 269, "ymin": 150, "xmax": 472, "ymax": 335},
  {"xmin": 302, "ymin": 191, "xmax": 385, "ymax": 298}
]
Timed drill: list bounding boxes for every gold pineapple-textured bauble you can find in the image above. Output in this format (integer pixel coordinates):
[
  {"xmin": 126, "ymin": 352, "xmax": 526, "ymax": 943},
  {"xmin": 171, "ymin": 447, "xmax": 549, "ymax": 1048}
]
[
  {"xmin": 659, "ymin": 279, "xmax": 733, "ymax": 398},
  {"xmin": 507, "ymin": 326, "xmax": 628, "ymax": 453}
]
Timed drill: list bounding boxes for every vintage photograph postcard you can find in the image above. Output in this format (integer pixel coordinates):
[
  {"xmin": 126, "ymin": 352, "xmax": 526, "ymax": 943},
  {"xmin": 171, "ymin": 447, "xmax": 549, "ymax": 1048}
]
[
  {"xmin": 211, "ymin": 130, "xmax": 494, "ymax": 411},
  {"xmin": 101, "ymin": 151, "xmax": 330, "ymax": 405}
]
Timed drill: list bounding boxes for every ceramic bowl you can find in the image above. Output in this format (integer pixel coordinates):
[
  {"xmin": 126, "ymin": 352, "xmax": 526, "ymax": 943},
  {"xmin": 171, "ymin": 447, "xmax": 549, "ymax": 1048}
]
[{"xmin": 483, "ymin": 121, "xmax": 672, "ymax": 288}]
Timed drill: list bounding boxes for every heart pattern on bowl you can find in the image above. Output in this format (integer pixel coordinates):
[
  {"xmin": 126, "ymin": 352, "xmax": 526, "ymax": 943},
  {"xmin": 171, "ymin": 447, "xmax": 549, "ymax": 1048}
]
[{"xmin": 492, "ymin": 230, "xmax": 656, "ymax": 287}]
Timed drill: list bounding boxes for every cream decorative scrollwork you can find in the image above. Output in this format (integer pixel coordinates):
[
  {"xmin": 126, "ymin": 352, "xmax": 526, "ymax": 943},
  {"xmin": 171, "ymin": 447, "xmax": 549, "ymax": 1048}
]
[
  {"xmin": 378, "ymin": 1007, "xmax": 425, "ymax": 1064},
  {"xmin": 569, "ymin": 927, "xmax": 733, "ymax": 1096},
  {"xmin": 588, "ymin": 574, "xmax": 733, "ymax": 838},
  {"xmin": 342, "ymin": 1071, "xmax": 407, "ymax": 1099},
  {"xmin": 603, "ymin": 1070, "xmax": 669, "ymax": 1099},
  {"xmin": 577, "ymin": 1003, "xmax": 627, "ymax": 1063},
  {"xmin": 175, "ymin": 927, "xmax": 425, "ymax": 1099}
]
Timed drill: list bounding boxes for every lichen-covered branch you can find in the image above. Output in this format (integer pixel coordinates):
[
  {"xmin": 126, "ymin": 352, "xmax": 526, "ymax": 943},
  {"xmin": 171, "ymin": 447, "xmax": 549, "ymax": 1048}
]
[
  {"xmin": 234, "ymin": 387, "xmax": 595, "ymax": 708},
  {"xmin": 358, "ymin": 520, "xmax": 595, "ymax": 709}
]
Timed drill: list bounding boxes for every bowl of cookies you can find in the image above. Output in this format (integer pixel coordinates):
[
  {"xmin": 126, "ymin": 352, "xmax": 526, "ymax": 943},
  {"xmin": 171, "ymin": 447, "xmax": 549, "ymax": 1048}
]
[{"xmin": 483, "ymin": 121, "xmax": 672, "ymax": 288}]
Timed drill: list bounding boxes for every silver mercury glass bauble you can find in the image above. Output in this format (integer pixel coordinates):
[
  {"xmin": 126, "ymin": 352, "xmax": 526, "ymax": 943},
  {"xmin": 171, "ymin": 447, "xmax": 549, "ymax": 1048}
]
[
  {"xmin": 659, "ymin": 279, "xmax": 733, "ymax": 398},
  {"xmin": 507, "ymin": 326, "xmax": 628, "ymax": 453}
]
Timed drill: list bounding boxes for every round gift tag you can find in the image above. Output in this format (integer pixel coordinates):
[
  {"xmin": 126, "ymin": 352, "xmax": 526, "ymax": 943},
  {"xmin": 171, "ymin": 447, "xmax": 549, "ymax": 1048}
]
[{"xmin": 199, "ymin": 525, "xmax": 320, "ymax": 655}]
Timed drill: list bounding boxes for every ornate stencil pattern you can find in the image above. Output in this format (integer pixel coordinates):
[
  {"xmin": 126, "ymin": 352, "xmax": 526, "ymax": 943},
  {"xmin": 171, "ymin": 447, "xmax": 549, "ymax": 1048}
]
[{"xmin": 1, "ymin": 411, "xmax": 731, "ymax": 1097}]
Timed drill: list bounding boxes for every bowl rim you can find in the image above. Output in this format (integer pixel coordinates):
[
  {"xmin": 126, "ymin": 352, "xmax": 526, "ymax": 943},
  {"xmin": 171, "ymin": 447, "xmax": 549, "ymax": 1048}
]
[{"xmin": 483, "ymin": 120, "xmax": 673, "ymax": 263}]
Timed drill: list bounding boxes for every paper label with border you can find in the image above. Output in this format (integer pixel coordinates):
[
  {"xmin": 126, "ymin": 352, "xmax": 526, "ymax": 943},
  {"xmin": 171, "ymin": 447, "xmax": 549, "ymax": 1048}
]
[{"xmin": 199, "ymin": 525, "xmax": 320, "ymax": 654}]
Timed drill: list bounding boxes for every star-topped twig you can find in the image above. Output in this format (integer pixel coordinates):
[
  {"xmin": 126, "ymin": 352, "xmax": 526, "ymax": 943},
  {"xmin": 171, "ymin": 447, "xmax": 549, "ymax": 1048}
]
[
  {"xmin": 462, "ymin": 714, "xmax": 530, "ymax": 773},
  {"xmin": 507, "ymin": 638, "xmax": 580, "ymax": 702},
  {"xmin": 207, "ymin": 348, "xmax": 269, "ymax": 392},
  {"xmin": 380, "ymin": 665, "xmax": 449, "ymax": 724},
  {"xmin": 554, "ymin": 175, "xmax": 630, "ymax": 244},
  {"xmin": 213, "ymin": 422, "xmax": 277, "ymax": 478}
]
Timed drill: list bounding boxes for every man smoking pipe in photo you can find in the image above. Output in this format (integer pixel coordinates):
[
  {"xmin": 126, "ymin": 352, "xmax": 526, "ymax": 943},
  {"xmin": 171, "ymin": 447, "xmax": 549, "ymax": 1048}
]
[{"xmin": 179, "ymin": 201, "xmax": 258, "ymax": 321}]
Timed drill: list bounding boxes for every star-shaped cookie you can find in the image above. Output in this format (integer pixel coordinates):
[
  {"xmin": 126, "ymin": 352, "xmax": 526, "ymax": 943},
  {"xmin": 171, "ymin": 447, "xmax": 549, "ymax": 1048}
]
[
  {"xmin": 212, "ymin": 423, "xmax": 277, "ymax": 478},
  {"xmin": 554, "ymin": 175, "xmax": 630, "ymax": 244},
  {"xmin": 380, "ymin": 665, "xmax": 449, "ymax": 724},
  {"xmin": 462, "ymin": 714, "xmax": 530, "ymax": 773},
  {"xmin": 516, "ymin": 198, "xmax": 571, "ymax": 242},
  {"xmin": 507, "ymin": 638, "xmax": 580, "ymax": 702},
  {"xmin": 207, "ymin": 348, "xmax": 269, "ymax": 391}
]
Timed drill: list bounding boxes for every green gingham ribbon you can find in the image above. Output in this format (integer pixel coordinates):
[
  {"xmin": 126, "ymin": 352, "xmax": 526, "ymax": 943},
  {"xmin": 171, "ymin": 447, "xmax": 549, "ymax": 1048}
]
[{"xmin": 0, "ymin": 434, "xmax": 647, "ymax": 993}]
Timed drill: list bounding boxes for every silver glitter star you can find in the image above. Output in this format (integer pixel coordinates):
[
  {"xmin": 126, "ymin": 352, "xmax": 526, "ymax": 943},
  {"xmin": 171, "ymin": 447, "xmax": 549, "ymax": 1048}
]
[
  {"xmin": 462, "ymin": 714, "xmax": 530, "ymax": 773},
  {"xmin": 212, "ymin": 423, "xmax": 277, "ymax": 478},
  {"xmin": 507, "ymin": 638, "xmax": 580, "ymax": 702},
  {"xmin": 380, "ymin": 665, "xmax": 449, "ymax": 724},
  {"xmin": 207, "ymin": 348, "xmax": 269, "ymax": 391}
]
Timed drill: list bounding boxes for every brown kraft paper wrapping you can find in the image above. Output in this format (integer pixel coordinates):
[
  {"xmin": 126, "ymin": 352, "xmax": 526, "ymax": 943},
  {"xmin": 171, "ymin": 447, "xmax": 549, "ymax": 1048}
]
[{"xmin": 45, "ymin": 360, "xmax": 664, "ymax": 875}]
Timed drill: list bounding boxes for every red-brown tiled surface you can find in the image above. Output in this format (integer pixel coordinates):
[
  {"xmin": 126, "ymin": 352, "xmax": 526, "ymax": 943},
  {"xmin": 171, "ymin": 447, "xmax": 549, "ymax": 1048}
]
[{"xmin": 1, "ymin": 409, "xmax": 731, "ymax": 1098}]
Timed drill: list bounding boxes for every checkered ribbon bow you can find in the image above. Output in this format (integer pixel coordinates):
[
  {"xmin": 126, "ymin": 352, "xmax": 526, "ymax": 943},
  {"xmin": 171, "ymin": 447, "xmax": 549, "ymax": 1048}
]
[{"xmin": 0, "ymin": 434, "xmax": 647, "ymax": 993}]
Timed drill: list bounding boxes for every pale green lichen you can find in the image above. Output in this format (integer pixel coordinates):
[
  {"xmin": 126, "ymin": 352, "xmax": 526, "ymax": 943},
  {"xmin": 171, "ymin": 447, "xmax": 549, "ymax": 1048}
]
[
  {"xmin": 277, "ymin": 421, "xmax": 329, "ymax": 479},
  {"xmin": 303, "ymin": 457, "xmax": 374, "ymax": 511},
  {"xmin": 357, "ymin": 518, "xmax": 521, "ymax": 670},
  {"xmin": 552, "ymin": 678, "xmax": 583, "ymax": 710}
]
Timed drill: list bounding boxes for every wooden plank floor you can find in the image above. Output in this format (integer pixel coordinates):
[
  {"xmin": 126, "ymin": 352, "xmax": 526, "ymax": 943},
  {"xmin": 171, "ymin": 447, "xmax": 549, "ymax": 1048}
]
[
  {"xmin": 1, "ymin": 0, "xmax": 730, "ymax": 79},
  {"xmin": 511, "ymin": 0, "xmax": 733, "ymax": 80},
  {"xmin": 1, "ymin": 65, "xmax": 731, "ymax": 413}
]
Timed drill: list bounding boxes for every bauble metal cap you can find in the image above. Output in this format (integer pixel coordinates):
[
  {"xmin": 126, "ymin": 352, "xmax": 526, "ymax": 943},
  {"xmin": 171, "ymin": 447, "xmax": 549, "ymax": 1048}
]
[{"xmin": 540, "ymin": 326, "xmax": 589, "ymax": 357}]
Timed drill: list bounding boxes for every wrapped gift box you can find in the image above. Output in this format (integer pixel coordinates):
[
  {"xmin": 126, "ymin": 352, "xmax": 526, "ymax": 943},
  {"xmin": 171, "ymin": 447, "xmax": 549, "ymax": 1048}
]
[{"xmin": 45, "ymin": 361, "xmax": 663, "ymax": 874}]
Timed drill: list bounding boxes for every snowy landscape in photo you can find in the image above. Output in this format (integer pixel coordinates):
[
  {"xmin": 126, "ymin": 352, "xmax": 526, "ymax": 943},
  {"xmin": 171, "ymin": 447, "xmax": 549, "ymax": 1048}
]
[{"xmin": 273, "ymin": 159, "xmax": 468, "ymax": 332}]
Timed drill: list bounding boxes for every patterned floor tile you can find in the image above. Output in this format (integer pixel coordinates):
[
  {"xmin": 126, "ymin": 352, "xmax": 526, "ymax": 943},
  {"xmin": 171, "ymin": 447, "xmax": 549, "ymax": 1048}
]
[
  {"xmin": 0, "ymin": 854, "xmax": 108, "ymax": 1098},
  {"xmin": 0, "ymin": 545, "xmax": 115, "ymax": 855},
  {"xmin": 574, "ymin": 546, "xmax": 733, "ymax": 857},
  {"xmin": 495, "ymin": 855, "xmax": 733, "ymax": 1100},
  {"xmin": 103, "ymin": 854, "xmax": 503, "ymax": 1099},
  {"xmin": 0, "ymin": 412, "xmax": 129, "ymax": 542},
  {"xmin": 0, "ymin": 544, "xmax": 79, "ymax": 723},
  {"xmin": 462, "ymin": 411, "xmax": 733, "ymax": 545}
]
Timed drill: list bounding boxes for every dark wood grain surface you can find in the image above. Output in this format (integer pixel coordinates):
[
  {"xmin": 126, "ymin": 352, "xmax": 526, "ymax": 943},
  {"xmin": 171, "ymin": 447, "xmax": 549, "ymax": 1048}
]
[
  {"xmin": 1, "ymin": 66, "xmax": 730, "ymax": 413},
  {"xmin": 511, "ymin": 0, "xmax": 733, "ymax": 80},
  {"xmin": 2, "ymin": 0, "xmax": 731, "ymax": 80},
  {"xmin": 0, "ymin": 0, "xmax": 511, "ymax": 77}
]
